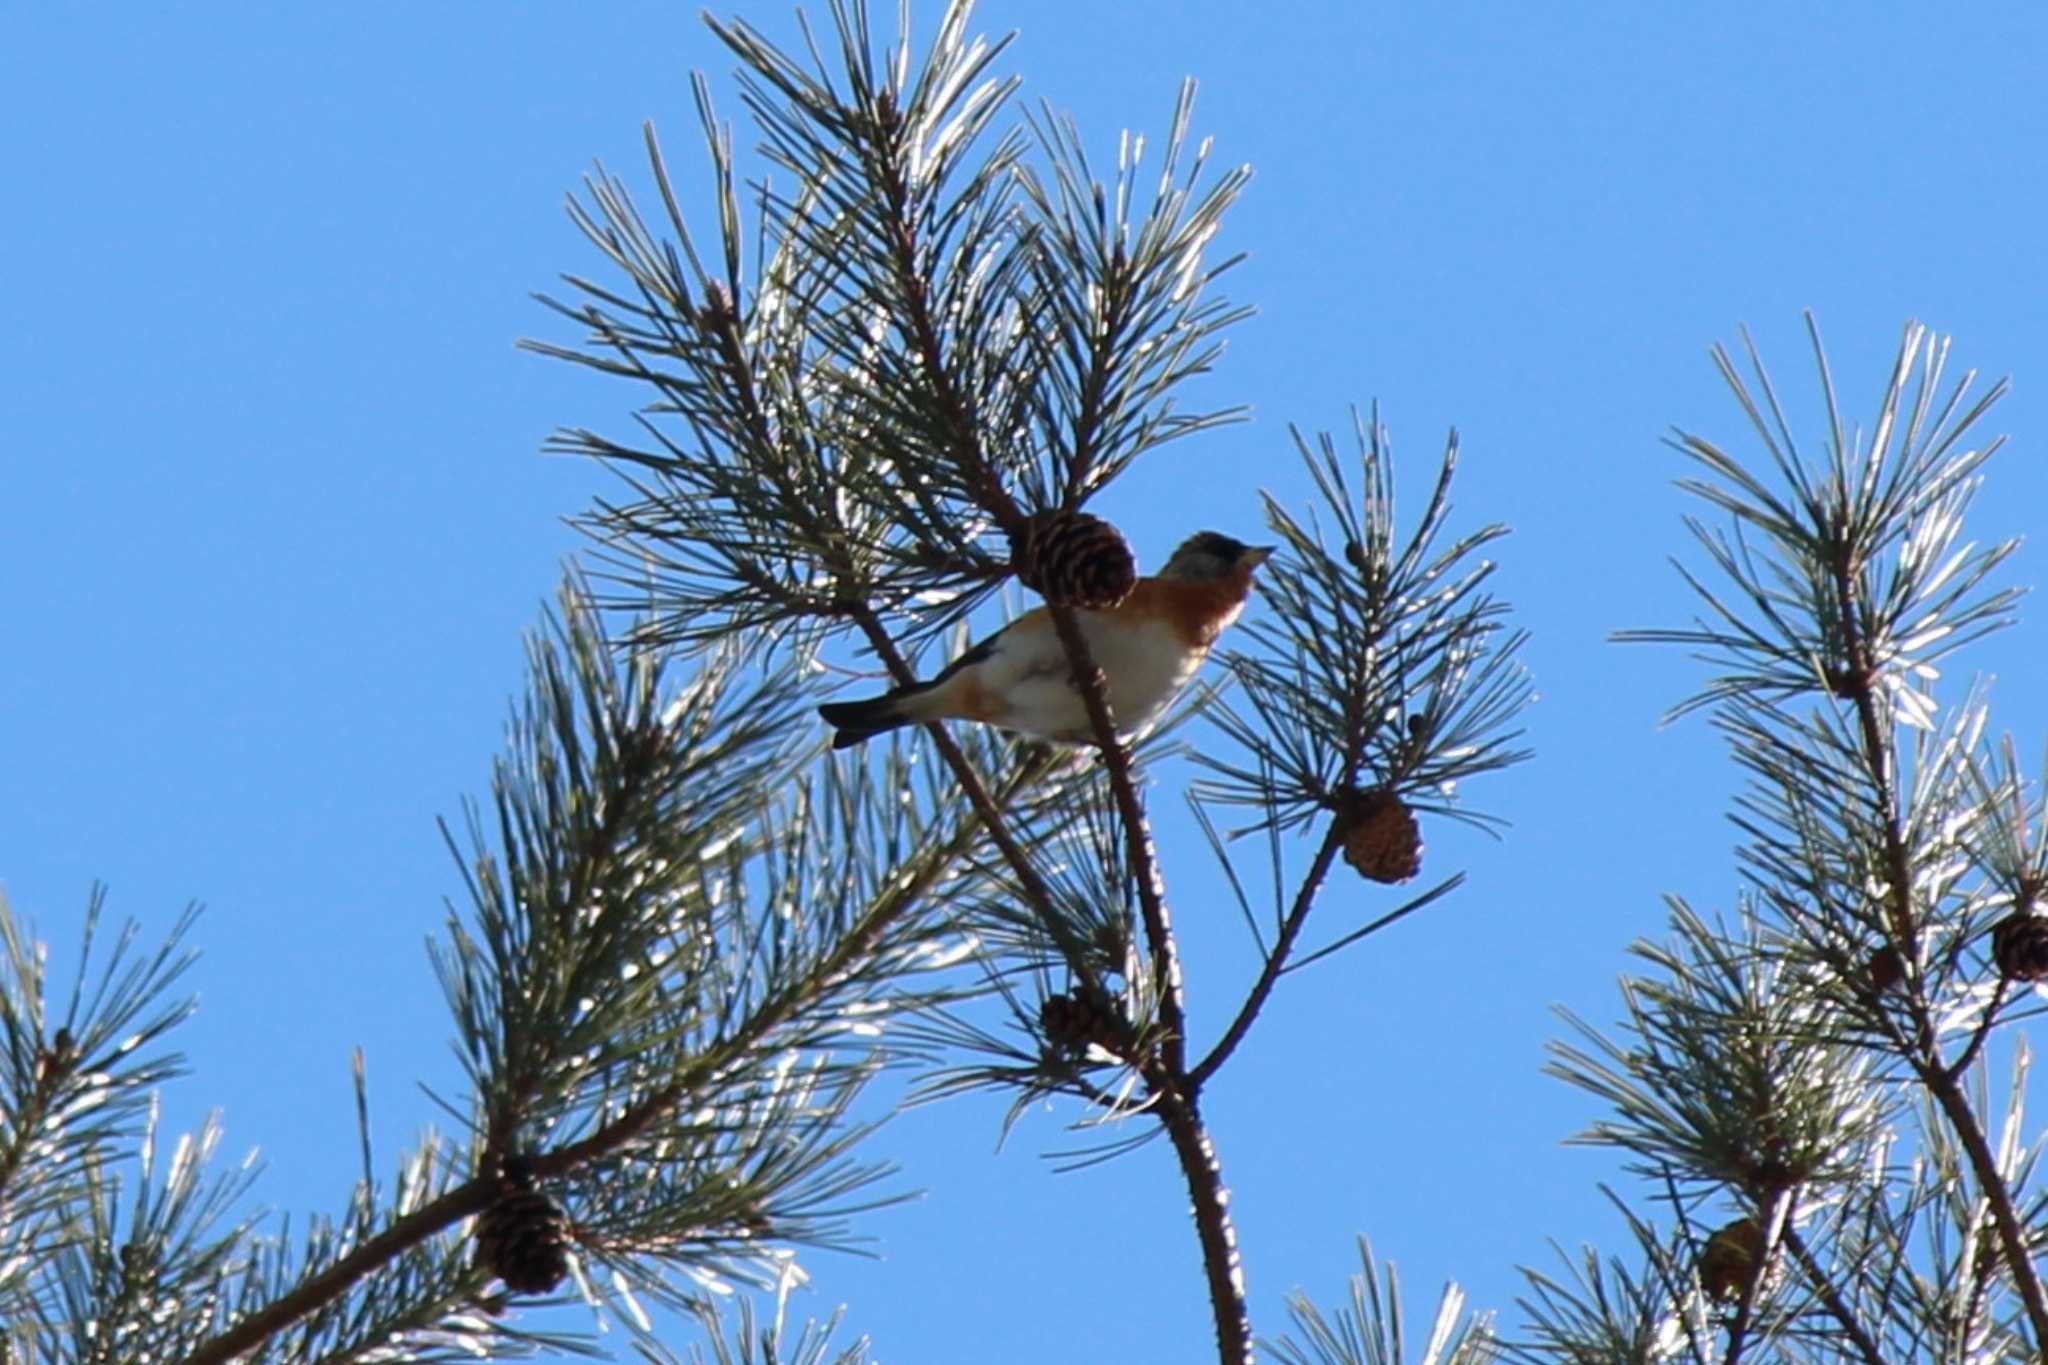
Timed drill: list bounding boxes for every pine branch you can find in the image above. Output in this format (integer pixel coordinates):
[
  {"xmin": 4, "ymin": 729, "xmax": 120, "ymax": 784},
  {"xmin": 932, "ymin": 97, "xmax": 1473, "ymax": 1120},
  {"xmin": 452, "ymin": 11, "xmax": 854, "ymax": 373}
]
[
  {"xmin": 173, "ymin": 1180, "xmax": 496, "ymax": 1365},
  {"xmin": 1156, "ymin": 1089, "xmax": 1253, "ymax": 1364},
  {"xmin": 171, "ymin": 575, "xmax": 1027, "ymax": 1362},
  {"xmin": 1191, "ymin": 822, "xmax": 1344, "ymax": 1090},
  {"xmin": 519, "ymin": 9, "xmax": 1516, "ymax": 1362},
  {"xmin": 1189, "ymin": 416, "xmax": 1529, "ymax": 1092},
  {"xmin": 178, "ymin": 769, "xmax": 974, "ymax": 1365},
  {"xmin": 1917, "ymin": 1062, "xmax": 2048, "ymax": 1344},
  {"xmin": 0, "ymin": 893, "xmax": 203, "ymax": 1356},
  {"xmin": 1780, "ymin": 1226, "xmax": 1886, "ymax": 1365},
  {"xmin": 1554, "ymin": 316, "xmax": 2045, "ymax": 1363},
  {"xmin": 851, "ymin": 136, "xmax": 1249, "ymax": 1345},
  {"xmin": 1044, "ymin": 605, "xmax": 1192, "ymax": 1065},
  {"xmin": 1196, "ymin": 417, "xmax": 1531, "ymax": 840},
  {"xmin": 721, "ymin": 16, "xmax": 1255, "ymax": 1348},
  {"xmin": 0, "ymin": 894, "xmax": 198, "ymax": 1239},
  {"xmin": 1808, "ymin": 334, "xmax": 2048, "ymax": 1343},
  {"xmin": 1855, "ymin": 740, "xmax": 2048, "ymax": 1348}
]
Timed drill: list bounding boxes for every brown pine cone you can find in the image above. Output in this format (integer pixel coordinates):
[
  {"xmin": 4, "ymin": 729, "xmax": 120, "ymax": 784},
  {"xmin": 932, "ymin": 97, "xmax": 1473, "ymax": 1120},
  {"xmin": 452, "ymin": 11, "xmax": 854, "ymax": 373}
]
[
  {"xmin": 475, "ymin": 1157, "xmax": 572, "ymax": 1295},
  {"xmin": 1699, "ymin": 1217, "xmax": 1765, "ymax": 1302},
  {"xmin": 1992, "ymin": 913, "xmax": 2048, "ymax": 981},
  {"xmin": 1336, "ymin": 789, "xmax": 1422, "ymax": 884},
  {"xmin": 1865, "ymin": 946, "xmax": 1906, "ymax": 994},
  {"xmin": 1040, "ymin": 989, "xmax": 1127, "ymax": 1056},
  {"xmin": 1009, "ymin": 511, "xmax": 1137, "ymax": 610}
]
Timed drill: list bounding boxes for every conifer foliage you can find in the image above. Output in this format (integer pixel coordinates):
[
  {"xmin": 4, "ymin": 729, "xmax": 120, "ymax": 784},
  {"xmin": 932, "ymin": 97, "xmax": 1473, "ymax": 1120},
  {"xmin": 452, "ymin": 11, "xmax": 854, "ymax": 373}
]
[
  {"xmin": 20, "ymin": 1, "xmax": 2045, "ymax": 1360},
  {"xmin": 1515, "ymin": 319, "xmax": 2047, "ymax": 1364},
  {"xmin": 17, "ymin": 0, "xmax": 2046, "ymax": 1358}
]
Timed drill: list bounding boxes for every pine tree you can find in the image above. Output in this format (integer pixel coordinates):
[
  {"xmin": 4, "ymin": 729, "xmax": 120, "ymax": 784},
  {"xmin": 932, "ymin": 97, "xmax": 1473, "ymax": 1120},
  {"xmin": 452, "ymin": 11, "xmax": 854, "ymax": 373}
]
[
  {"xmin": 0, "ymin": 4, "xmax": 1529, "ymax": 1362},
  {"xmin": 17, "ymin": 5, "xmax": 2041, "ymax": 1364},
  {"xmin": 1504, "ymin": 318, "xmax": 2046, "ymax": 1363},
  {"xmin": 23, "ymin": 4, "xmax": 2043, "ymax": 1363}
]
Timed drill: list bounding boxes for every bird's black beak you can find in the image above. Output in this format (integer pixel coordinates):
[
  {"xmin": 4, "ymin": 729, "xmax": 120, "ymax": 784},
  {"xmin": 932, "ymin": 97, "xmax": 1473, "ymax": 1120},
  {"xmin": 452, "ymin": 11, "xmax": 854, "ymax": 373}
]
[{"xmin": 1244, "ymin": 545, "xmax": 1277, "ymax": 568}]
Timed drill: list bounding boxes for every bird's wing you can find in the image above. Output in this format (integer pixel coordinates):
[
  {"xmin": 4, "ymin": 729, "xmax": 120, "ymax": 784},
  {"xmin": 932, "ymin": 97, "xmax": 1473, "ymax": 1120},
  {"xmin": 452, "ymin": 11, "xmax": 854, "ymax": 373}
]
[
  {"xmin": 927, "ymin": 605, "xmax": 1057, "ymax": 685},
  {"xmin": 922, "ymin": 629, "xmax": 1001, "ymax": 687}
]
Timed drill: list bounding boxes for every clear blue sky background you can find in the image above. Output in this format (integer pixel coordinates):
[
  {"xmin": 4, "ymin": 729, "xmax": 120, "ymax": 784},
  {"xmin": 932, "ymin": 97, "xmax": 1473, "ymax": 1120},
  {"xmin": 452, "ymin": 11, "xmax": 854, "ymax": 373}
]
[{"xmin": 6, "ymin": 3, "xmax": 2047, "ymax": 1360}]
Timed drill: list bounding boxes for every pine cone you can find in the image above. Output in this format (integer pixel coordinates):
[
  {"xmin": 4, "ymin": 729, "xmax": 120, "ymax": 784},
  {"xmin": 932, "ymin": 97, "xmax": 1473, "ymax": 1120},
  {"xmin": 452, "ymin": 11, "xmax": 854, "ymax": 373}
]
[
  {"xmin": 1040, "ymin": 989, "xmax": 1127, "ymax": 1056},
  {"xmin": 1336, "ymin": 789, "xmax": 1422, "ymax": 884},
  {"xmin": 475, "ymin": 1157, "xmax": 571, "ymax": 1295},
  {"xmin": 1009, "ymin": 511, "xmax": 1137, "ymax": 610},
  {"xmin": 1699, "ymin": 1217, "xmax": 1764, "ymax": 1302},
  {"xmin": 1992, "ymin": 913, "xmax": 2048, "ymax": 981},
  {"xmin": 1865, "ymin": 946, "xmax": 1906, "ymax": 994}
]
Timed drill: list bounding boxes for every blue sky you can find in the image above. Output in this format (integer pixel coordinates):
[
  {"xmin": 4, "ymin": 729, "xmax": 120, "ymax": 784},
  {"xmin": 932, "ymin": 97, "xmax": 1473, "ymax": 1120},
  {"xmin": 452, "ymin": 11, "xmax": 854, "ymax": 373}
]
[{"xmin": 6, "ymin": 3, "xmax": 2047, "ymax": 1359}]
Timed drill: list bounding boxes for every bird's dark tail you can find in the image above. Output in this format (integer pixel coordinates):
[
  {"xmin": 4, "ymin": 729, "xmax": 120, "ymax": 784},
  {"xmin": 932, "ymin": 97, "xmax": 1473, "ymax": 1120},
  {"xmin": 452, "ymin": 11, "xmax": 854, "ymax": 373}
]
[
  {"xmin": 820, "ymin": 642, "xmax": 988, "ymax": 749},
  {"xmin": 817, "ymin": 693, "xmax": 917, "ymax": 749}
]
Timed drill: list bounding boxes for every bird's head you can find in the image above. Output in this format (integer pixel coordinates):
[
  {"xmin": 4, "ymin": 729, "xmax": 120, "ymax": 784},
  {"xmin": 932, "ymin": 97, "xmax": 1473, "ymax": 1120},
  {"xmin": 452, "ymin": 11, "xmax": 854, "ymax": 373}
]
[{"xmin": 1159, "ymin": 531, "xmax": 1276, "ymax": 586}]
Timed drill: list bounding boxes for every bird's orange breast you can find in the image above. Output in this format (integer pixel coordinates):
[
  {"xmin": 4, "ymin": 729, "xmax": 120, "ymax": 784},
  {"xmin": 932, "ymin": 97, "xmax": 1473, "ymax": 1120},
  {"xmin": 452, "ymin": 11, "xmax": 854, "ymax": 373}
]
[{"xmin": 1110, "ymin": 577, "xmax": 1251, "ymax": 648}]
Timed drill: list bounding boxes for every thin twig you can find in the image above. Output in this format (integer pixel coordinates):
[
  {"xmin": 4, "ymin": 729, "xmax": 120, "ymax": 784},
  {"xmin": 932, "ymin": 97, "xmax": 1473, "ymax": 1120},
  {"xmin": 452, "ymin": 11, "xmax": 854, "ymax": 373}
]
[
  {"xmin": 1919, "ymin": 1060, "xmax": 2048, "ymax": 1337},
  {"xmin": 1782, "ymin": 1226, "xmax": 1887, "ymax": 1365},
  {"xmin": 1719, "ymin": 1196, "xmax": 1777, "ymax": 1365},
  {"xmin": 1944, "ymin": 977, "xmax": 2011, "ymax": 1084},
  {"xmin": 848, "ymin": 609, "xmax": 1066, "ymax": 929},
  {"xmin": 1191, "ymin": 822, "xmax": 1345, "ymax": 1090}
]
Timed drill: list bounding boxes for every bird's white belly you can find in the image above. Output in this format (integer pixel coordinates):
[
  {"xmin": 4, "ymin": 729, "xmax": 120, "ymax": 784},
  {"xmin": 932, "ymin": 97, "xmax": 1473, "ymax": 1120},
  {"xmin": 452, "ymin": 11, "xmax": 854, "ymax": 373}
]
[{"xmin": 987, "ymin": 615, "xmax": 1200, "ymax": 741}]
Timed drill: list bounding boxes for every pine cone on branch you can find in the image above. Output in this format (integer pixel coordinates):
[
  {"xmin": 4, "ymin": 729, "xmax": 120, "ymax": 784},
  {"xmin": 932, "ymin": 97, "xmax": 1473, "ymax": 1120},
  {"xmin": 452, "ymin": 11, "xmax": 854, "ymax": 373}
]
[
  {"xmin": 1865, "ymin": 945, "xmax": 1906, "ymax": 994},
  {"xmin": 1699, "ymin": 1217, "xmax": 1766, "ymax": 1302},
  {"xmin": 1992, "ymin": 913, "xmax": 2048, "ymax": 981},
  {"xmin": 1009, "ymin": 511, "xmax": 1137, "ymax": 610},
  {"xmin": 1040, "ymin": 988, "xmax": 1129, "ymax": 1057},
  {"xmin": 475, "ymin": 1156, "xmax": 572, "ymax": 1295},
  {"xmin": 1336, "ymin": 788, "xmax": 1423, "ymax": 884}
]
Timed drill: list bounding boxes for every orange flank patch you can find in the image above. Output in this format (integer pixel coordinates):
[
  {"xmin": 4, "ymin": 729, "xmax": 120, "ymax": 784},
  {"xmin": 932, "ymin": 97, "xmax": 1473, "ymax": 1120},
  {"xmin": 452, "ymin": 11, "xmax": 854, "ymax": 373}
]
[{"xmin": 951, "ymin": 671, "xmax": 1008, "ymax": 723}]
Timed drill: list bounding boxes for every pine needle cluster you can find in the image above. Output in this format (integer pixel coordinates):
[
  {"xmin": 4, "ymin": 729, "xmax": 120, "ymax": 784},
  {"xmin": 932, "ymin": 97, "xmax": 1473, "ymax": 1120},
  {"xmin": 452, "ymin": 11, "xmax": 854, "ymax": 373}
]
[{"xmin": 1512, "ymin": 318, "xmax": 2048, "ymax": 1364}]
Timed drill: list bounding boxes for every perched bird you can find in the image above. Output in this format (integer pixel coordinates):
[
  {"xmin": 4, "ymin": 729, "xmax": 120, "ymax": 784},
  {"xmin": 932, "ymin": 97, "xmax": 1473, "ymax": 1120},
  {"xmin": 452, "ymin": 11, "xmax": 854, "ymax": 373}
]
[{"xmin": 819, "ymin": 531, "xmax": 1274, "ymax": 749}]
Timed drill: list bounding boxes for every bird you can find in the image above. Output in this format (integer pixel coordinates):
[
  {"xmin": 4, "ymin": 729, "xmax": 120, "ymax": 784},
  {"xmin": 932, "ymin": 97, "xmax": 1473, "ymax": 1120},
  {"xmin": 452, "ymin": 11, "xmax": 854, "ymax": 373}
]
[{"xmin": 818, "ymin": 531, "xmax": 1274, "ymax": 749}]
